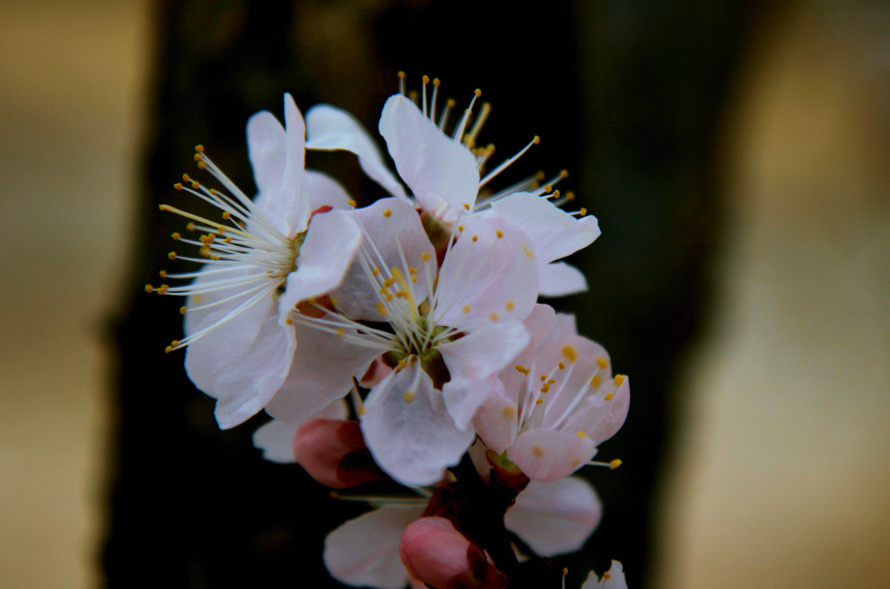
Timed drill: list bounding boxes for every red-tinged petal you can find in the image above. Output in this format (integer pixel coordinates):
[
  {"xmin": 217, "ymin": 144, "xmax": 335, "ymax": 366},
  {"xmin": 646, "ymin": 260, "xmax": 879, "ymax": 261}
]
[
  {"xmin": 252, "ymin": 400, "xmax": 348, "ymax": 464},
  {"xmin": 325, "ymin": 507, "xmax": 425, "ymax": 589},
  {"xmin": 292, "ymin": 419, "xmax": 383, "ymax": 488},
  {"xmin": 505, "ymin": 478, "xmax": 601, "ymax": 557},
  {"xmin": 379, "ymin": 94, "xmax": 479, "ymax": 213},
  {"xmin": 306, "ymin": 104, "xmax": 407, "ymax": 198}
]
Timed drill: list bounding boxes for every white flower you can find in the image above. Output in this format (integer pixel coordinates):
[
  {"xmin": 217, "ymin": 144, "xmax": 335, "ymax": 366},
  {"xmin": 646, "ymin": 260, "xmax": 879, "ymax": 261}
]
[
  {"xmin": 266, "ymin": 197, "xmax": 539, "ymax": 486},
  {"xmin": 473, "ymin": 304, "xmax": 630, "ymax": 481},
  {"xmin": 305, "ymin": 76, "xmax": 600, "ymax": 296},
  {"xmin": 152, "ymin": 94, "xmax": 362, "ymax": 428},
  {"xmin": 581, "ymin": 561, "xmax": 627, "ymax": 589},
  {"xmin": 323, "ymin": 477, "xmax": 601, "ymax": 589}
]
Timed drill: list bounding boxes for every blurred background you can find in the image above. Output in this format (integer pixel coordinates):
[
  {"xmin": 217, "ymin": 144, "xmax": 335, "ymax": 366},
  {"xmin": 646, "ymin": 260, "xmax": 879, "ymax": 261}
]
[{"xmin": 0, "ymin": 0, "xmax": 887, "ymax": 587}]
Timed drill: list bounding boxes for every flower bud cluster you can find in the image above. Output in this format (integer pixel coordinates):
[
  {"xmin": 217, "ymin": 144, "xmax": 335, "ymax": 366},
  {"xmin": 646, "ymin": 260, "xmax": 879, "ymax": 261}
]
[{"xmin": 155, "ymin": 75, "xmax": 631, "ymax": 588}]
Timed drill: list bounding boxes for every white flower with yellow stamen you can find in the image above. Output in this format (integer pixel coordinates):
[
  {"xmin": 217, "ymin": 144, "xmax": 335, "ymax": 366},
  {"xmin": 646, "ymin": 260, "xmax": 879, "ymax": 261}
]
[
  {"xmin": 304, "ymin": 75, "xmax": 601, "ymax": 296},
  {"xmin": 266, "ymin": 196, "xmax": 539, "ymax": 486},
  {"xmin": 152, "ymin": 93, "xmax": 362, "ymax": 429},
  {"xmin": 473, "ymin": 304, "xmax": 630, "ymax": 481}
]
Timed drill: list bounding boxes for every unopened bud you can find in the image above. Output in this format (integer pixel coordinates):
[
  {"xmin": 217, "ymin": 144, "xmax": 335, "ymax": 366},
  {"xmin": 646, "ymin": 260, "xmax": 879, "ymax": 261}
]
[{"xmin": 292, "ymin": 419, "xmax": 384, "ymax": 488}]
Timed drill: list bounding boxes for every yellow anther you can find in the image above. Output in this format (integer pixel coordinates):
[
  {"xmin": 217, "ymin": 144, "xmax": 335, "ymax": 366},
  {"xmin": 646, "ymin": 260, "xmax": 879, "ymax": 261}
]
[
  {"xmin": 347, "ymin": 199, "xmax": 356, "ymax": 208},
  {"xmin": 182, "ymin": 173, "xmax": 191, "ymax": 182},
  {"xmin": 604, "ymin": 573, "xmax": 612, "ymax": 580},
  {"xmin": 463, "ymin": 203, "xmax": 471, "ymax": 211},
  {"xmin": 168, "ymin": 251, "xmax": 177, "ymax": 260},
  {"xmin": 191, "ymin": 181, "xmax": 199, "ymax": 189},
  {"xmin": 372, "ymin": 267, "xmax": 381, "ymax": 276},
  {"xmin": 596, "ymin": 357, "xmax": 609, "ymax": 369},
  {"xmin": 522, "ymin": 243, "xmax": 534, "ymax": 260},
  {"xmin": 144, "ymin": 284, "xmax": 154, "ymax": 293},
  {"xmin": 540, "ymin": 374, "xmax": 548, "ymax": 382},
  {"xmin": 222, "ymin": 211, "xmax": 231, "ymax": 220},
  {"xmin": 474, "ymin": 88, "xmax": 482, "ymax": 97},
  {"xmin": 609, "ymin": 459, "xmax": 622, "ymax": 470},
  {"xmin": 384, "ymin": 276, "xmax": 396, "ymax": 288},
  {"xmin": 604, "ymin": 392, "xmax": 614, "ymax": 401},
  {"xmin": 540, "ymin": 384, "xmax": 550, "ymax": 393},
  {"xmin": 403, "ymin": 391, "xmax": 415, "ymax": 403},
  {"xmin": 398, "ymin": 70, "xmax": 406, "ymax": 79},
  {"xmin": 576, "ymin": 430, "xmax": 588, "ymax": 439},
  {"xmin": 505, "ymin": 300, "xmax": 514, "ymax": 311},
  {"xmin": 156, "ymin": 285, "xmax": 169, "ymax": 295},
  {"xmin": 335, "ymin": 328, "xmax": 345, "ymax": 337},
  {"xmin": 224, "ymin": 236, "xmax": 232, "ymax": 244},
  {"xmin": 547, "ymin": 378, "xmax": 555, "ymax": 385},
  {"xmin": 186, "ymin": 222, "xmax": 196, "ymax": 231},
  {"xmin": 376, "ymin": 302, "xmax": 387, "ymax": 316},
  {"xmin": 193, "ymin": 153, "xmax": 203, "ymax": 162},
  {"xmin": 496, "ymin": 228, "xmax": 504, "ymax": 239},
  {"xmin": 411, "ymin": 274, "xmax": 417, "ymax": 283},
  {"xmin": 422, "ymin": 75, "xmax": 430, "ymax": 84},
  {"xmin": 195, "ymin": 144, "xmax": 204, "ymax": 153},
  {"xmin": 566, "ymin": 191, "xmax": 576, "ymax": 202},
  {"xmin": 329, "ymin": 296, "xmax": 339, "ymax": 306},
  {"xmin": 489, "ymin": 312, "xmax": 498, "ymax": 321},
  {"xmin": 502, "ymin": 406, "xmax": 516, "ymax": 418},
  {"xmin": 209, "ymin": 255, "xmax": 220, "ymax": 261},
  {"xmin": 447, "ymin": 98, "xmax": 456, "ymax": 108},
  {"xmin": 159, "ymin": 270, "xmax": 167, "ymax": 278},
  {"xmin": 420, "ymin": 251, "xmax": 432, "ymax": 262},
  {"xmin": 552, "ymin": 190, "xmax": 561, "ymax": 199},
  {"xmin": 385, "ymin": 293, "xmax": 393, "ymax": 302},
  {"xmin": 532, "ymin": 445, "xmax": 545, "ymax": 458},
  {"xmin": 579, "ymin": 208, "xmax": 588, "ymax": 216},
  {"xmin": 462, "ymin": 304, "xmax": 471, "ymax": 314},
  {"xmin": 559, "ymin": 169, "xmax": 569, "ymax": 178},
  {"xmin": 395, "ymin": 290, "xmax": 408, "ymax": 299},
  {"xmin": 173, "ymin": 182, "xmax": 183, "ymax": 191},
  {"xmin": 558, "ymin": 361, "xmax": 566, "ymax": 370},
  {"xmin": 613, "ymin": 374, "xmax": 626, "ymax": 386},
  {"xmin": 514, "ymin": 365, "xmax": 530, "ymax": 375},
  {"xmin": 433, "ymin": 78, "xmax": 441, "ymax": 87},
  {"xmin": 590, "ymin": 374, "xmax": 602, "ymax": 388},
  {"xmin": 471, "ymin": 235, "xmax": 478, "ymax": 242},
  {"xmin": 457, "ymin": 225, "xmax": 464, "ymax": 232},
  {"xmin": 382, "ymin": 209, "xmax": 392, "ymax": 218},
  {"xmin": 408, "ymin": 267, "xmax": 418, "ymax": 274},
  {"xmin": 533, "ymin": 135, "xmax": 541, "ymax": 145},
  {"xmin": 562, "ymin": 345, "xmax": 578, "ymax": 363},
  {"xmin": 543, "ymin": 184, "xmax": 553, "ymax": 193},
  {"xmin": 199, "ymin": 247, "xmax": 210, "ymax": 257},
  {"xmin": 535, "ymin": 398, "xmax": 544, "ymax": 405},
  {"xmin": 209, "ymin": 188, "xmax": 218, "ymax": 195},
  {"xmin": 179, "ymin": 306, "xmax": 187, "ymax": 315},
  {"xmin": 171, "ymin": 232, "xmax": 181, "ymax": 240}
]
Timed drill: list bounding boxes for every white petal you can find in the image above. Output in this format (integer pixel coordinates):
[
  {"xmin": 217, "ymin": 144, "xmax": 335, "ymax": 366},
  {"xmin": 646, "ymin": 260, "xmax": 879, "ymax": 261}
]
[
  {"xmin": 581, "ymin": 561, "xmax": 627, "ymax": 589},
  {"xmin": 362, "ymin": 362, "xmax": 475, "ymax": 487},
  {"xmin": 324, "ymin": 506, "xmax": 424, "ymax": 589},
  {"xmin": 435, "ymin": 217, "xmax": 538, "ymax": 329},
  {"xmin": 490, "ymin": 192, "xmax": 600, "ymax": 263},
  {"xmin": 539, "ymin": 262, "xmax": 589, "ymax": 297},
  {"xmin": 281, "ymin": 93, "xmax": 310, "ymax": 235},
  {"xmin": 246, "ymin": 110, "xmax": 286, "ymax": 197},
  {"xmin": 379, "ymin": 94, "xmax": 479, "ymax": 212},
  {"xmin": 472, "ymin": 385, "xmax": 518, "ymax": 454},
  {"xmin": 504, "ymin": 477, "xmax": 601, "ymax": 557},
  {"xmin": 439, "ymin": 322, "xmax": 530, "ymax": 429},
  {"xmin": 252, "ymin": 419, "xmax": 299, "ymax": 463},
  {"xmin": 265, "ymin": 322, "xmax": 380, "ymax": 423},
  {"xmin": 333, "ymin": 197, "xmax": 436, "ymax": 321},
  {"xmin": 306, "ymin": 104, "xmax": 407, "ymax": 198},
  {"xmin": 185, "ymin": 299, "xmax": 296, "ymax": 429},
  {"xmin": 303, "ymin": 169, "xmax": 353, "ymax": 211},
  {"xmin": 277, "ymin": 209, "xmax": 362, "ymax": 316}
]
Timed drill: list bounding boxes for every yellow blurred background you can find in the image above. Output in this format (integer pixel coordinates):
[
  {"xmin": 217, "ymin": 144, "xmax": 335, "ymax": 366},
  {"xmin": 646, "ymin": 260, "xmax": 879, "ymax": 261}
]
[{"xmin": 0, "ymin": 1, "xmax": 887, "ymax": 588}]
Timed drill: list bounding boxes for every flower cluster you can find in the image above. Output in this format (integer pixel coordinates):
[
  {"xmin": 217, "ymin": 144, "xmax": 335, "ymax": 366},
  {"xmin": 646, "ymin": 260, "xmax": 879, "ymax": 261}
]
[{"xmin": 151, "ymin": 75, "xmax": 630, "ymax": 588}]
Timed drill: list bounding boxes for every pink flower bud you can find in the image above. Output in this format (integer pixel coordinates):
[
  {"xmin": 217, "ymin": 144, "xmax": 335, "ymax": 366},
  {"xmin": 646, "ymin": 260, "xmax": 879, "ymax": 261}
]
[
  {"xmin": 292, "ymin": 419, "xmax": 384, "ymax": 488},
  {"xmin": 400, "ymin": 517, "xmax": 506, "ymax": 589}
]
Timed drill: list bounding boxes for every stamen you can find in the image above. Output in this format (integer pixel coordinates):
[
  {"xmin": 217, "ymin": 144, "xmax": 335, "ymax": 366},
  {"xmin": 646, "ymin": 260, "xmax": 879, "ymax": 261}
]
[{"xmin": 478, "ymin": 136, "xmax": 540, "ymax": 188}]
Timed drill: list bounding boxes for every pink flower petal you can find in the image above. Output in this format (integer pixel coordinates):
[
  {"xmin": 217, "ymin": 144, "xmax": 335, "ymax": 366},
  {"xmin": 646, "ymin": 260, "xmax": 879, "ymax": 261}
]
[
  {"xmin": 539, "ymin": 261, "xmax": 589, "ymax": 297},
  {"xmin": 507, "ymin": 429, "xmax": 597, "ymax": 481},
  {"xmin": 504, "ymin": 477, "xmax": 602, "ymax": 556}
]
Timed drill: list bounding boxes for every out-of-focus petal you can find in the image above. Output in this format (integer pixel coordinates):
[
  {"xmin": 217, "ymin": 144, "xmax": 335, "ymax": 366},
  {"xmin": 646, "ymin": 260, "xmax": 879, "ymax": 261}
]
[
  {"xmin": 306, "ymin": 104, "xmax": 407, "ymax": 198},
  {"xmin": 252, "ymin": 419, "xmax": 299, "ymax": 463},
  {"xmin": 504, "ymin": 477, "xmax": 601, "ymax": 557},
  {"xmin": 277, "ymin": 209, "xmax": 361, "ymax": 317},
  {"xmin": 539, "ymin": 262, "xmax": 589, "ymax": 297},
  {"xmin": 362, "ymin": 362, "xmax": 475, "ymax": 487},
  {"xmin": 324, "ymin": 506, "xmax": 424, "ymax": 589},
  {"xmin": 379, "ymin": 94, "xmax": 479, "ymax": 212}
]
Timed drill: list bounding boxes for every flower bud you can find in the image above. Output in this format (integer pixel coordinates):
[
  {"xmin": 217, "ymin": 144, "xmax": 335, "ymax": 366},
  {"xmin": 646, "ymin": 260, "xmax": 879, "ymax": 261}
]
[
  {"xmin": 400, "ymin": 517, "xmax": 506, "ymax": 589},
  {"xmin": 292, "ymin": 419, "xmax": 384, "ymax": 488}
]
